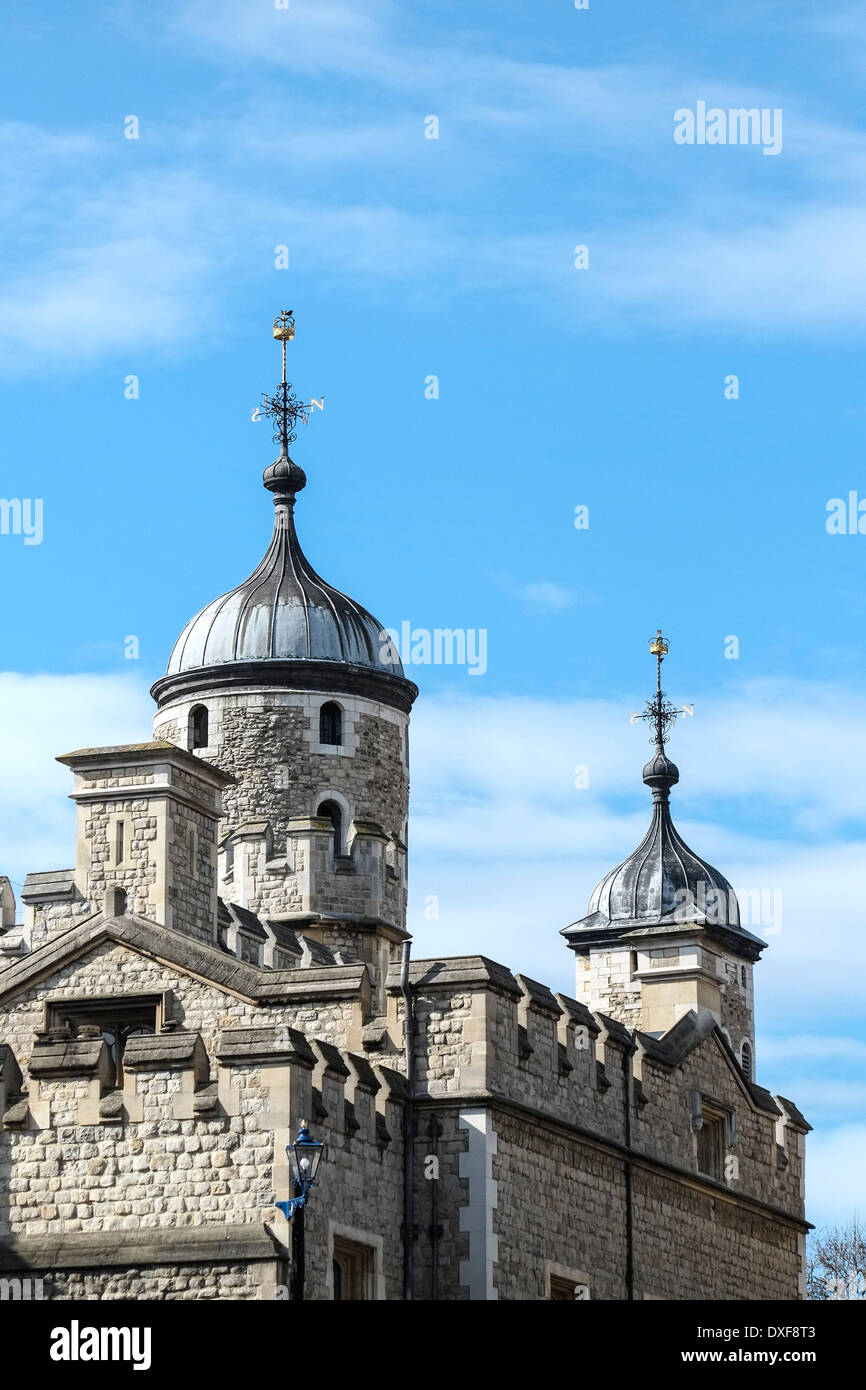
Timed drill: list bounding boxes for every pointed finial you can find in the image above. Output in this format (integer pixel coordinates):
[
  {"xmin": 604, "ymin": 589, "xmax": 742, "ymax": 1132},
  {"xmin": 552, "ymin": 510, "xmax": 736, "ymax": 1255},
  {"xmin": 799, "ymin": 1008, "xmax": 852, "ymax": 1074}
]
[
  {"xmin": 634, "ymin": 629, "xmax": 681, "ymax": 796},
  {"xmin": 260, "ymin": 309, "xmax": 307, "ymax": 501},
  {"xmin": 635, "ymin": 629, "xmax": 679, "ymax": 749}
]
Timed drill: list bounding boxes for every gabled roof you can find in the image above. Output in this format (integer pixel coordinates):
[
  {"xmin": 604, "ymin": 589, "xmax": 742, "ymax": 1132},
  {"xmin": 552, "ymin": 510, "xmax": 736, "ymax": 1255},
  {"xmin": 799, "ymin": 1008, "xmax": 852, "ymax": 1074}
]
[
  {"xmin": 0, "ymin": 911, "xmax": 366, "ymax": 1008},
  {"xmin": 635, "ymin": 1009, "xmax": 790, "ymax": 1121}
]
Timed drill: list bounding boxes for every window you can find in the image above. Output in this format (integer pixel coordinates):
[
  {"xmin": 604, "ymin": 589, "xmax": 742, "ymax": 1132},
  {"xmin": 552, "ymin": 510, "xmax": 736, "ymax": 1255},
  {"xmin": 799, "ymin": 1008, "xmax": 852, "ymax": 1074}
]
[
  {"xmin": 110, "ymin": 887, "xmax": 128, "ymax": 916},
  {"xmin": 317, "ymin": 799, "xmax": 343, "ymax": 855},
  {"xmin": 740, "ymin": 1040, "xmax": 753, "ymax": 1081},
  {"xmin": 696, "ymin": 1102, "xmax": 729, "ymax": 1181},
  {"xmin": 740, "ymin": 964, "xmax": 747, "ymax": 987},
  {"xmin": 47, "ymin": 996, "xmax": 159, "ymax": 1087},
  {"xmin": 115, "ymin": 819, "xmax": 125, "ymax": 865},
  {"xmin": 332, "ymin": 1237, "xmax": 375, "ymax": 1300},
  {"xmin": 319, "ymin": 702, "xmax": 342, "ymax": 746},
  {"xmin": 545, "ymin": 1262, "xmax": 591, "ymax": 1299},
  {"xmin": 549, "ymin": 1277, "xmax": 589, "ymax": 1300},
  {"xmin": 190, "ymin": 704, "xmax": 209, "ymax": 749}
]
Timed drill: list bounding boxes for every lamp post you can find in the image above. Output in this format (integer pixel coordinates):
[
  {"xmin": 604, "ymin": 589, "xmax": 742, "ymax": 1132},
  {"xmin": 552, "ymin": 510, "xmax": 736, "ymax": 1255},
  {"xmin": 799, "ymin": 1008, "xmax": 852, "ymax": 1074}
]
[{"xmin": 276, "ymin": 1120, "xmax": 325, "ymax": 1301}]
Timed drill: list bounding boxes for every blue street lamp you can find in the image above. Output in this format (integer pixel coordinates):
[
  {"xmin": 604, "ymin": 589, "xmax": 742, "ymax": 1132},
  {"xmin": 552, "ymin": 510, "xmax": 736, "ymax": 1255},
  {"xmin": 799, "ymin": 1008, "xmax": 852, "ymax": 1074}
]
[
  {"xmin": 276, "ymin": 1120, "xmax": 326, "ymax": 1222},
  {"xmin": 276, "ymin": 1120, "xmax": 325, "ymax": 1302}
]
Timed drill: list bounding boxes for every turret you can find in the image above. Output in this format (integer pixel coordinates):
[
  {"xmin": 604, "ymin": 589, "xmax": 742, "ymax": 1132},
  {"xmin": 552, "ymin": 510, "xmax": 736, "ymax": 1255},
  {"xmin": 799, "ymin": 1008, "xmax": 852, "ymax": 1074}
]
[
  {"xmin": 562, "ymin": 632, "xmax": 763, "ymax": 1078},
  {"xmin": 150, "ymin": 312, "xmax": 417, "ymax": 1006}
]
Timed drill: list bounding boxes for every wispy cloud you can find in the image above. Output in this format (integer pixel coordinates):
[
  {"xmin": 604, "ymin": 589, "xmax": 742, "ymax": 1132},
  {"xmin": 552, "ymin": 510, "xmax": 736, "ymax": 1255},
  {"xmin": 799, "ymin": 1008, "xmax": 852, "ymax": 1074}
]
[
  {"xmin": 519, "ymin": 581, "xmax": 578, "ymax": 611},
  {"xmin": 6, "ymin": 0, "xmax": 866, "ymax": 373}
]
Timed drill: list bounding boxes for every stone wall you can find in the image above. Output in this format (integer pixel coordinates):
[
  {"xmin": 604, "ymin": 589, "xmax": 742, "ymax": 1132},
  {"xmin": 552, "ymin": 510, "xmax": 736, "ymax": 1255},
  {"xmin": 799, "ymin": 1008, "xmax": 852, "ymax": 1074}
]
[
  {"xmin": 0, "ymin": 933, "xmax": 807, "ymax": 1300},
  {"xmin": 0, "ymin": 940, "xmax": 406, "ymax": 1298},
  {"xmin": 153, "ymin": 688, "xmax": 409, "ymax": 928}
]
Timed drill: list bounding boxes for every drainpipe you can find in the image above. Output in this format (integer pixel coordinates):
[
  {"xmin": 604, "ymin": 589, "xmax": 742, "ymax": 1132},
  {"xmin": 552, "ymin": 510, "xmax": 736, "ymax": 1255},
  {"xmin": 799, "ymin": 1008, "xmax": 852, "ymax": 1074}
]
[
  {"xmin": 622, "ymin": 1034, "xmax": 636, "ymax": 1301},
  {"xmin": 400, "ymin": 940, "xmax": 415, "ymax": 1300}
]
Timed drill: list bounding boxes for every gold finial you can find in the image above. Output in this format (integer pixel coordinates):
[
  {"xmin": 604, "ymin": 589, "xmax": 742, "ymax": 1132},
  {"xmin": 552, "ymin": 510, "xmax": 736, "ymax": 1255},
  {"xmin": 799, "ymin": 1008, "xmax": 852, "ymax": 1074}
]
[
  {"xmin": 649, "ymin": 629, "xmax": 669, "ymax": 659},
  {"xmin": 273, "ymin": 308, "xmax": 295, "ymax": 342}
]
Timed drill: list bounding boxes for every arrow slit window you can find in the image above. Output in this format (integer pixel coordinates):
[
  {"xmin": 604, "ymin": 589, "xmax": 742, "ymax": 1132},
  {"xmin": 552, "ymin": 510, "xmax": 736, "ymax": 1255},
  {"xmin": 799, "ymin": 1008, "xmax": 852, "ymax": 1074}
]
[{"xmin": 319, "ymin": 702, "xmax": 342, "ymax": 746}]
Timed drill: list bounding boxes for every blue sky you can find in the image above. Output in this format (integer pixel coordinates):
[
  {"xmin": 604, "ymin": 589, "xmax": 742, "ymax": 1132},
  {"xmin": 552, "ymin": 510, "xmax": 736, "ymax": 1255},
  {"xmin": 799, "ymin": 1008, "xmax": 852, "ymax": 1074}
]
[{"xmin": 1, "ymin": 0, "xmax": 865, "ymax": 1228}]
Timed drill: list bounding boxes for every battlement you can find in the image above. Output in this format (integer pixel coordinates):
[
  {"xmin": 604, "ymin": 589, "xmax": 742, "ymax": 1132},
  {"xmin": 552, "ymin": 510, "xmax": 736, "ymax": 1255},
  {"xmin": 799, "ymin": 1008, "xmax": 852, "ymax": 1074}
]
[
  {"xmin": 217, "ymin": 814, "xmax": 406, "ymax": 938},
  {"xmin": 0, "ymin": 1022, "xmax": 405, "ymax": 1259},
  {"xmin": 387, "ymin": 954, "xmax": 808, "ymax": 1222}
]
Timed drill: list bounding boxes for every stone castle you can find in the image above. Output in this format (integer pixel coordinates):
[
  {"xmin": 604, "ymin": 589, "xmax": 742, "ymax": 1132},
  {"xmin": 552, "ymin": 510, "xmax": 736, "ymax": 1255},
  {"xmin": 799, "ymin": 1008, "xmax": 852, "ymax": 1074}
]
[{"xmin": 0, "ymin": 318, "xmax": 809, "ymax": 1300}]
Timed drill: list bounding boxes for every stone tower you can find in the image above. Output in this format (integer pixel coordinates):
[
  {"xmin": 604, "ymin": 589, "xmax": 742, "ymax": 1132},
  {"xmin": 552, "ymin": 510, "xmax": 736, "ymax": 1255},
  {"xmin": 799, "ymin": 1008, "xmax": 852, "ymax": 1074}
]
[
  {"xmin": 151, "ymin": 312, "xmax": 417, "ymax": 1007},
  {"xmin": 562, "ymin": 634, "xmax": 763, "ymax": 1079}
]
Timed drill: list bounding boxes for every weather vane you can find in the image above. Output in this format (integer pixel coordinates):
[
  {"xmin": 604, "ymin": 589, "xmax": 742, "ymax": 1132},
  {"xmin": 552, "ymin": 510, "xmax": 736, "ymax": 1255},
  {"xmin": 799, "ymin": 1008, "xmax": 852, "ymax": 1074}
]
[
  {"xmin": 630, "ymin": 630, "xmax": 693, "ymax": 745},
  {"xmin": 252, "ymin": 310, "xmax": 324, "ymax": 450}
]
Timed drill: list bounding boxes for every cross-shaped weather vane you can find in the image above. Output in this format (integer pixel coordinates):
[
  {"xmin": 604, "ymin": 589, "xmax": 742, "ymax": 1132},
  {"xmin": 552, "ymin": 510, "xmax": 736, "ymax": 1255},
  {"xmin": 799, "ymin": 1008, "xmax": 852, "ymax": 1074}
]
[
  {"xmin": 251, "ymin": 309, "xmax": 324, "ymax": 449},
  {"xmin": 630, "ymin": 630, "xmax": 694, "ymax": 744}
]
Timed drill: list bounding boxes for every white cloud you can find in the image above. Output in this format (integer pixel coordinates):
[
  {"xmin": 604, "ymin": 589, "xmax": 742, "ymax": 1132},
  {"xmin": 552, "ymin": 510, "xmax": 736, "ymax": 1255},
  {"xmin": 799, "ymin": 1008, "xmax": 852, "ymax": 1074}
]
[
  {"xmin": 0, "ymin": 673, "xmax": 153, "ymax": 884},
  {"xmin": 519, "ymin": 582, "xmax": 577, "ymax": 611},
  {"xmin": 805, "ymin": 1125, "xmax": 866, "ymax": 1227}
]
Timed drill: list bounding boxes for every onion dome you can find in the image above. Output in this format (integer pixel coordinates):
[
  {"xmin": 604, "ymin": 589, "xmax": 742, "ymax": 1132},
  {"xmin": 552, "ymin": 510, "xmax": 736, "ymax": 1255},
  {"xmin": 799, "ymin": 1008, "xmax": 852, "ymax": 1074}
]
[
  {"xmin": 151, "ymin": 311, "xmax": 416, "ymax": 714},
  {"xmin": 164, "ymin": 490, "xmax": 401, "ymax": 676},
  {"xmin": 576, "ymin": 745, "xmax": 740, "ymax": 930},
  {"xmin": 562, "ymin": 631, "xmax": 757, "ymax": 949}
]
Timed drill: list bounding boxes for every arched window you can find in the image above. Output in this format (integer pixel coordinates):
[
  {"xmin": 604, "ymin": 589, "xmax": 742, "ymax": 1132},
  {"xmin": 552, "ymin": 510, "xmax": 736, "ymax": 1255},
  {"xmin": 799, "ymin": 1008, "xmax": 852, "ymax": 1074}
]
[
  {"xmin": 190, "ymin": 704, "xmax": 209, "ymax": 749},
  {"xmin": 317, "ymin": 800, "xmax": 343, "ymax": 855},
  {"xmin": 740, "ymin": 1040, "xmax": 753, "ymax": 1081},
  {"xmin": 319, "ymin": 701, "xmax": 342, "ymax": 746}
]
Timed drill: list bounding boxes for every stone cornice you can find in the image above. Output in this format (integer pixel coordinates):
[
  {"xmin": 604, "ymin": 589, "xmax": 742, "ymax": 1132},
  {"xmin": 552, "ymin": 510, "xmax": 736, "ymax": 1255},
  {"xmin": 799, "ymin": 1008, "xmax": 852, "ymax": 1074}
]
[
  {"xmin": 57, "ymin": 742, "xmax": 235, "ymax": 789},
  {"xmin": 0, "ymin": 1224, "xmax": 282, "ymax": 1274},
  {"xmin": 151, "ymin": 661, "xmax": 419, "ymax": 716}
]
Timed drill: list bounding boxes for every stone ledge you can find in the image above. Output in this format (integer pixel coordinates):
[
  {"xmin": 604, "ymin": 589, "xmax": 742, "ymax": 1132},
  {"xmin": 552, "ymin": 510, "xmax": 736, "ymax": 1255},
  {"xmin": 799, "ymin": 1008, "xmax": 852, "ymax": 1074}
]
[
  {"xmin": 122, "ymin": 1030, "xmax": 209, "ymax": 1081},
  {"xmin": 28, "ymin": 1038, "xmax": 111, "ymax": 1081},
  {"xmin": 387, "ymin": 955, "xmax": 523, "ymax": 999},
  {"xmin": 216, "ymin": 1025, "xmax": 317, "ymax": 1068},
  {"xmin": 0, "ymin": 1224, "xmax": 281, "ymax": 1274}
]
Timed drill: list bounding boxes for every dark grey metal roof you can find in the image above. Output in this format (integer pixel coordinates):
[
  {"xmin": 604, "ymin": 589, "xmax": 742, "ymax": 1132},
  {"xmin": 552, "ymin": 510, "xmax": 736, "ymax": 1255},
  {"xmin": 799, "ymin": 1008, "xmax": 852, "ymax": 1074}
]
[
  {"xmin": 565, "ymin": 746, "xmax": 742, "ymax": 938},
  {"xmin": 167, "ymin": 495, "xmax": 403, "ymax": 677}
]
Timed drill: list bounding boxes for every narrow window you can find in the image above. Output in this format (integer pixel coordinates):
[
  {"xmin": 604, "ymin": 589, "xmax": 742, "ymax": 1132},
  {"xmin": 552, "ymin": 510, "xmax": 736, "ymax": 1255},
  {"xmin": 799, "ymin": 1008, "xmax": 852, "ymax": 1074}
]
[
  {"xmin": 115, "ymin": 819, "xmax": 125, "ymax": 865},
  {"xmin": 740, "ymin": 964, "xmax": 747, "ymax": 987},
  {"xmin": 190, "ymin": 704, "xmax": 209, "ymax": 749},
  {"xmin": 319, "ymin": 702, "xmax": 342, "ymax": 746},
  {"xmin": 628, "ymin": 950, "xmax": 638, "ymax": 977},
  {"xmin": 740, "ymin": 1040, "xmax": 753, "ymax": 1081},
  {"xmin": 317, "ymin": 800, "xmax": 343, "ymax": 855},
  {"xmin": 696, "ymin": 1104, "xmax": 729, "ymax": 1181}
]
